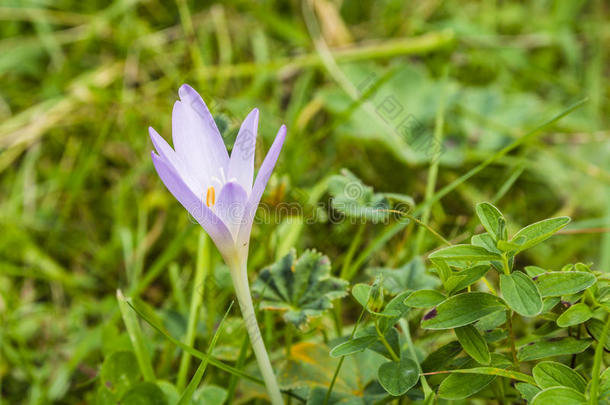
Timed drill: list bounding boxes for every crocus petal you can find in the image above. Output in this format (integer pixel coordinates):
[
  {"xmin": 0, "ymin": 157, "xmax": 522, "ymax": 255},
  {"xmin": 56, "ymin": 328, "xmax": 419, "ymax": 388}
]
[
  {"xmin": 149, "ymin": 127, "xmax": 201, "ymax": 197},
  {"xmin": 237, "ymin": 125, "xmax": 287, "ymax": 251},
  {"xmin": 228, "ymin": 108, "xmax": 258, "ymax": 194},
  {"xmin": 172, "ymin": 84, "xmax": 229, "ymax": 188},
  {"xmin": 215, "ymin": 181, "xmax": 248, "ymax": 240},
  {"xmin": 151, "ymin": 151, "xmax": 235, "ymax": 260}
]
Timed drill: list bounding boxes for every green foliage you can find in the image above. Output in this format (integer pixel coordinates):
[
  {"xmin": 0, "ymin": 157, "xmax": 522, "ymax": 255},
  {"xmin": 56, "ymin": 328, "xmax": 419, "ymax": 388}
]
[
  {"xmin": 403, "ymin": 289, "xmax": 445, "ymax": 308},
  {"xmin": 556, "ymin": 303, "xmax": 592, "ymax": 327},
  {"xmin": 454, "ymin": 325, "xmax": 491, "ymax": 365},
  {"xmin": 377, "ymin": 358, "xmax": 419, "ymax": 396},
  {"xmin": 535, "ymin": 271, "xmax": 597, "ymax": 297},
  {"xmin": 517, "ymin": 338, "xmax": 592, "ymax": 362},
  {"xmin": 328, "ymin": 169, "xmax": 390, "ymax": 223},
  {"xmin": 420, "ymin": 292, "xmax": 506, "ymax": 330},
  {"xmin": 530, "ymin": 386, "xmax": 586, "ymax": 404},
  {"xmin": 500, "ymin": 271, "xmax": 543, "ymax": 316},
  {"xmin": 252, "ymin": 249, "xmax": 348, "ymax": 330},
  {"xmin": 532, "ymin": 361, "xmax": 587, "ymax": 392},
  {"xmin": 475, "ymin": 202, "xmax": 507, "ymax": 242},
  {"xmin": 3, "ymin": 1, "xmax": 610, "ymax": 404}
]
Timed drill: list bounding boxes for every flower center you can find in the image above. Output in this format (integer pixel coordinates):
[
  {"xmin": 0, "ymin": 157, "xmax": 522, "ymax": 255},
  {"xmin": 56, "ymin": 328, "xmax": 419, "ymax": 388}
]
[{"xmin": 206, "ymin": 186, "xmax": 216, "ymax": 207}]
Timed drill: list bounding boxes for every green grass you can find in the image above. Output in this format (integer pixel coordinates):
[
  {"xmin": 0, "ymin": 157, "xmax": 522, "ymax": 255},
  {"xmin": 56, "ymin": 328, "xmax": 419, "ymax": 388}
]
[{"xmin": 1, "ymin": 0, "xmax": 609, "ymax": 403}]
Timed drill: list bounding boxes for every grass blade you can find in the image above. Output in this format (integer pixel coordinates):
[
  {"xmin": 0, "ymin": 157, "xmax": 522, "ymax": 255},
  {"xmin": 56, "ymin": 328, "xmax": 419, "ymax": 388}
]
[
  {"xmin": 124, "ymin": 297, "xmax": 263, "ymax": 385},
  {"xmin": 116, "ymin": 289, "xmax": 155, "ymax": 382},
  {"xmin": 177, "ymin": 301, "xmax": 234, "ymax": 405}
]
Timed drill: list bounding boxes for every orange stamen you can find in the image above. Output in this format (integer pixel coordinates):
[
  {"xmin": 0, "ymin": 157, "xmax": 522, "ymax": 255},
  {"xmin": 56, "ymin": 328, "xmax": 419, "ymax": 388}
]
[{"xmin": 206, "ymin": 186, "xmax": 216, "ymax": 207}]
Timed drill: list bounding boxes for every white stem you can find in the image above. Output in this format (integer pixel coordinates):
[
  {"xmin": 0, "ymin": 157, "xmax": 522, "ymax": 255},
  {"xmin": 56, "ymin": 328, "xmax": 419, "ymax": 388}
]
[{"xmin": 229, "ymin": 260, "xmax": 284, "ymax": 405}]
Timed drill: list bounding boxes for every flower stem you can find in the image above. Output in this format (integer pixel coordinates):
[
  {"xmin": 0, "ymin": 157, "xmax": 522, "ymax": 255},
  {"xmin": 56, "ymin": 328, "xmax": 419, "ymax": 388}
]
[{"xmin": 230, "ymin": 260, "xmax": 284, "ymax": 405}]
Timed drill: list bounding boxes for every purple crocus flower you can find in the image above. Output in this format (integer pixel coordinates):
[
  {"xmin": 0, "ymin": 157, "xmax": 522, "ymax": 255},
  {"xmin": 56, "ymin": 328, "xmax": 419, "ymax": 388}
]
[
  {"xmin": 149, "ymin": 84, "xmax": 286, "ymax": 405},
  {"xmin": 149, "ymin": 84, "xmax": 286, "ymax": 267}
]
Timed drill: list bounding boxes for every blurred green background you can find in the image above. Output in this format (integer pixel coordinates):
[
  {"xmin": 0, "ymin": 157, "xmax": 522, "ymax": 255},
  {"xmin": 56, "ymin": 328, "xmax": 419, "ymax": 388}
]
[{"xmin": 1, "ymin": 0, "xmax": 609, "ymax": 403}]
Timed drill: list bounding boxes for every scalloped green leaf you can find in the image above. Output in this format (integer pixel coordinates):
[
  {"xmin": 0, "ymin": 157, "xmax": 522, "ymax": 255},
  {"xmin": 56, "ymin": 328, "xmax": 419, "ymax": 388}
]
[{"xmin": 252, "ymin": 249, "xmax": 348, "ymax": 330}]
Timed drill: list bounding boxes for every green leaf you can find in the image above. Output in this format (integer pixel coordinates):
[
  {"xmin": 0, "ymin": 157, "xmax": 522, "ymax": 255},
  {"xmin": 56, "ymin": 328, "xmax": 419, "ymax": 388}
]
[
  {"xmin": 525, "ymin": 265, "xmax": 547, "ymax": 277},
  {"xmin": 435, "ymin": 366, "xmax": 535, "ymax": 384},
  {"xmin": 499, "ymin": 271, "xmax": 542, "ymax": 316},
  {"xmin": 445, "ymin": 265, "xmax": 491, "ymax": 294},
  {"xmin": 403, "ymin": 289, "xmax": 445, "ymax": 308},
  {"xmin": 96, "ymin": 386, "xmax": 117, "ymax": 405},
  {"xmin": 476, "ymin": 310, "xmax": 507, "ymax": 331},
  {"xmin": 476, "ymin": 202, "xmax": 507, "ymax": 241},
  {"xmin": 367, "ymin": 257, "xmax": 439, "ymax": 294},
  {"xmin": 438, "ymin": 370, "xmax": 495, "ymax": 400},
  {"xmin": 515, "ymin": 383, "xmax": 541, "ymax": 402},
  {"xmin": 377, "ymin": 358, "xmax": 419, "ymax": 396},
  {"xmin": 120, "ymin": 382, "xmax": 167, "ymax": 405},
  {"xmin": 455, "ymin": 325, "xmax": 491, "ymax": 365},
  {"xmin": 535, "ymin": 271, "xmax": 597, "ymax": 297},
  {"xmin": 421, "ymin": 292, "xmax": 506, "ymax": 330},
  {"xmin": 177, "ymin": 303, "xmax": 232, "ymax": 405},
  {"xmin": 435, "ymin": 357, "xmax": 521, "ymax": 401},
  {"xmin": 330, "ymin": 336, "xmax": 377, "ymax": 357},
  {"xmin": 378, "ymin": 290, "xmax": 411, "ymax": 333},
  {"xmin": 252, "ymin": 249, "xmax": 348, "ymax": 330},
  {"xmin": 532, "ymin": 361, "xmax": 587, "ymax": 392},
  {"xmin": 100, "ymin": 351, "xmax": 141, "ymax": 396},
  {"xmin": 278, "ymin": 342, "xmax": 385, "ymax": 400},
  {"xmin": 351, "ymin": 283, "xmax": 371, "ymax": 308},
  {"xmin": 586, "ymin": 318, "xmax": 610, "ymax": 351},
  {"xmin": 517, "ymin": 337, "xmax": 592, "ymax": 361},
  {"xmin": 542, "ymin": 297, "xmax": 560, "ymax": 313},
  {"xmin": 531, "ymin": 386, "xmax": 586, "ymax": 404},
  {"xmin": 328, "ymin": 169, "xmax": 390, "ymax": 222},
  {"xmin": 471, "ymin": 233, "xmax": 502, "ymax": 254},
  {"xmin": 430, "ymin": 258, "xmax": 452, "ymax": 282},
  {"xmin": 361, "ymin": 326, "xmax": 400, "ymax": 360},
  {"xmin": 117, "ymin": 290, "xmax": 156, "ymax": 382},
  {"xmin": 192, "ymin": 385, "xmax": 228, "ymax": 405},
  {"xmin": 125, "ymin": 299, "xmax": 263, "ymax": 385},
  {"xmin": 556, "ymin": 303, "xmax": 592, "ymax": 327},
  {"xmin": 510, "ymin": 216, "xmax": 570, "ymax": 253},
  {"xmin": 428, "ymin": 244, "xmax": 501, "ymax": 262},
  {"xmin": 421, "ymin": 341, "xmax": 463, "ymax": 372}
]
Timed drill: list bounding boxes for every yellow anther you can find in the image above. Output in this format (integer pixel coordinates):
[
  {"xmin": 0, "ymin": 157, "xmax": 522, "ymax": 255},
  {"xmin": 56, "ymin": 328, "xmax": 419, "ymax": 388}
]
[{"xmin": 206, "ymin": 186, "xmax": 216, "ymax": 207}]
